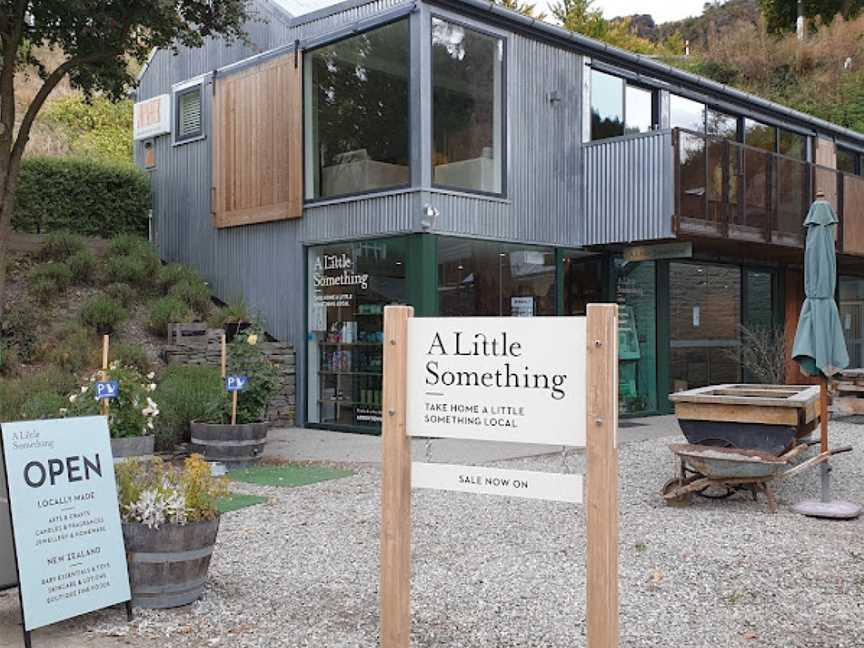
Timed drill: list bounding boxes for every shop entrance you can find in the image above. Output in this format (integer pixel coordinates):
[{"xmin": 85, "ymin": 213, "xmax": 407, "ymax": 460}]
[{"xmin": 840, "ymin": 276, "xmax": 864, "ymax": 369}]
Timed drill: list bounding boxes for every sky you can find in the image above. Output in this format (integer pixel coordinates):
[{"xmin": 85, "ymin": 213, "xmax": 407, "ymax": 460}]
[{"xmin": 582, "ymin": 1, "xmax": 708, "ymax": 24}]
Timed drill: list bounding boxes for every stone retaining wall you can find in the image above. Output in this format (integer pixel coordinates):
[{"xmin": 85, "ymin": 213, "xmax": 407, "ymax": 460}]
[{"xmin": 160, "ymin": 327, "xmax": 296, "ymax": 426}]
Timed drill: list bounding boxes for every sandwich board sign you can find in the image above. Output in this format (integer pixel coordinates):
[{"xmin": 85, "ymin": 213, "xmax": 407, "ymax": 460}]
[
  {"xmin": 0, "ymin": 456, "xmax": 16, "ymax": 590},
  {"xmin": 0, "ymin": 416, "xmax": 132, "ymax": 647},
  {"xmin": 380, "ymin": 304, "xmax": 619, "ymax": 648}
]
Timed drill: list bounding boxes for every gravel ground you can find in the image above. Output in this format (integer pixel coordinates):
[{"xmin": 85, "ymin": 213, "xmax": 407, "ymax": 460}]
[{"xmin": 10, "ymin": 422, "xmax": 864, "ymax": 647}]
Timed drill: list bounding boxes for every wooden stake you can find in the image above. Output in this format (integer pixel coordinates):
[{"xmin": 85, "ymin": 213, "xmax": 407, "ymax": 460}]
[
  {"xmin": 220, "ymin": 334, "xmax": 227, "ymax": 379},
  {"xmin": 100, "ymin": 335, "xmax": 110, "ymax": 417},
  {"xmin": 379, "ymin": 305, "xmax": 413, "ymax": 648},
  {"xmin": 231, "ymin": 390, "xmax": 238, "ymax": 426},
  {"xmin": 586, "ymin": 304, "xmax": 619, "ymax": 648}
]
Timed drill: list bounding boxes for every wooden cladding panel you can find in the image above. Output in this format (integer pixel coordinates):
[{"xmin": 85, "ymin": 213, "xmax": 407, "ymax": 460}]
[
  {"xmin": 213, "ymin": 53, "xmax": 303, "ymax": 228},
  {"xmin": 784, "ymin": 268, "xmax": 818, "ymax": 386},
  {"xmin": 844, "ymin": 174, "xmax": 864, "ymax": 256}
]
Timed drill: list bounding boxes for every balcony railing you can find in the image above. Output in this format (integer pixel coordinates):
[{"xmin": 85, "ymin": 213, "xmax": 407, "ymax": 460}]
[{"xmin": 672, "ymin": 127, "xmax": 864, "ymax": 255}]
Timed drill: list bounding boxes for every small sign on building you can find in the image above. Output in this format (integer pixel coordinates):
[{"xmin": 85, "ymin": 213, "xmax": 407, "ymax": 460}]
[{"xmin": 133, "ymin": 94, "xmax": 171, "ymax": 140}]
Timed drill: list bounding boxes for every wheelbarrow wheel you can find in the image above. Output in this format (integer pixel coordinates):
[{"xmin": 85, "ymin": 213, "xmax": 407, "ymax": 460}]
[
  {"xmin": 661, "ymin": 477, "xmax": 694, "ymax": 507},
  {"xmin": 695, "ymin": 484, "xmax": 736, "ymax": 500}
]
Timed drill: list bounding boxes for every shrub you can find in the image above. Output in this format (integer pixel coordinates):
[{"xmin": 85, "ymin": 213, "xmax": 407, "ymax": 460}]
[
  {"xmin": 0, "ymin": 368, "xmax": 77, "ymax": 421},
  {"xmin": 155, "ymin": 365, "xmax": 223, "ymax": 438},
  {"xmin": 105, "ymin": 282, "xmax": 137, "ymax": 308},
  {"xmin": 146, "ymin": 296, "xmax": 193, "ymax": 337},
  {"xmin": 29, "ymin": 261, "xmax": 72, "ymax": 290},
  {"xmin": 79, "ymin": 296, "xmax": 128, "ymax": 334},
  {"xmin": 67, "ymin": 250, "xmax": 98, "ymax": 284},
  {"xmin": 66, "ymin": 365, "xmax": 158, "ymax": 438},
  {"xmin": 0, "ymin": 301, "xmax": 38, "ymax": 362},
  {"xmin": 105, "ymin": 247, "xmax": 160, "ymax": 288},
  {"xmin": 170, "ymin": 279, "xmax": 212, "ymax": 317},
  {"xmin": 20, "ymin": 390, "xmax": 66, "ymax": 420},
  {"xmin": 209, "ymin": 327, "xmax": 279, "ymax": 424},
  {"xmin": 208, "ymin": 298, "xmax": 250, "ymax": 328},
  {"xmin": 13, "ymin": 156, "xmax": 150, "ymax": 237},
  {"xmin": 0, "ymin": 341, "xmax": 19, "ymax": 377},
  {"xmin": 35, "ymin": 231, "xmax": 85, "ymax": 262},
  {"xmin": 157, "ymin": 263, "xmax": 201, "ymax": 294},
  {"xmin": 111, "ymin": 343, "xmax": 152, "ymax": 375},
  {"xmin": 49, "ymin": 323, "xmax": 97, "ymax": 374},
  {"xmin": 39, "ymin": 96, "xmax": 133, "ymax": 164},
  {"xmin": 109, "ymin": 233, "xmax": 154, "ymax": 258},
  {"xmin": 116, "ymin": 455, "xmax": 228, "ymax": 529}
]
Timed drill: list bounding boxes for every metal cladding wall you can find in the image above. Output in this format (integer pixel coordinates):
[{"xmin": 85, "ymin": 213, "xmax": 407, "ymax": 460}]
[
  {"xmin": 582, "ymin": 129, "xmax": 675, "ymax": 245},
  {"xmin": 424, "ymin": 33, "xmax": 583, "ymax": 247}
]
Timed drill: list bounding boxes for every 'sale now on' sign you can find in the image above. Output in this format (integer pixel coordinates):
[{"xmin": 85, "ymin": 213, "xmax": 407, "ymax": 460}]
[{"xmin": 380, "ymin": 305, "xmax": 619, "ymax": 648}]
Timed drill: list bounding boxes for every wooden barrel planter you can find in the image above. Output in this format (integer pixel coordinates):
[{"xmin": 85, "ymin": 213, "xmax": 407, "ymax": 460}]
[
  {"xmin": 123, "ymin": 518, "xmax": 219, "ymax": 609},
  {"xmin": 111, "ymin": 435, "xmax": 155, "ymax": 460},
  {"xmin": 189, "ymin": 421, "xmax": 268, "ymax": 465}
]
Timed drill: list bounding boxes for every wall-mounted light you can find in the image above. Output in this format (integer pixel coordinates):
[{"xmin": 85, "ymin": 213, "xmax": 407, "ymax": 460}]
[
  {"xmin": 421, "ymin": 204, "xmax": 439, "ymax": 231},
  {"xmin": 547, "ymin": 90, "xmax": 562, "ymax": 104}
]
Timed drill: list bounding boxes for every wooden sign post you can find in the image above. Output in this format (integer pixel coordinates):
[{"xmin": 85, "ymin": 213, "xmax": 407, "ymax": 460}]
[
  {"xmin": 379, "ymin": 304, "xmax": 619, "ymax": 647},
  {"xmin": 100, "ymin": 335, "xmax": 110, "ymax": 417}
]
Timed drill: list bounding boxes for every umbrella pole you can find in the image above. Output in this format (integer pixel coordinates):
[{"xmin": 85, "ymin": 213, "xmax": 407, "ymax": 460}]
[{"xmin": 820, "ymin": 376, "xmax": 831, "ymax": 503}]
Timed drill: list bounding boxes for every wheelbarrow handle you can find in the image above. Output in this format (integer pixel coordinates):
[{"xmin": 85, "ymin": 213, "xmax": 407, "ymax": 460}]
[{"xmin": 828, "ymin": 445, "xmax": 854, "ymax": 456}]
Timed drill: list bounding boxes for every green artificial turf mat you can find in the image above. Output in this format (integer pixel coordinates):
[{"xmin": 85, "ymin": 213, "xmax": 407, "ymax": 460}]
[
  {"xmin": 217, "ymin": 494, "xmax": 268, "ymax": 514},
  {"xmin": 228, "ymin": 464, "xmax": 353, "ymax": 488}
]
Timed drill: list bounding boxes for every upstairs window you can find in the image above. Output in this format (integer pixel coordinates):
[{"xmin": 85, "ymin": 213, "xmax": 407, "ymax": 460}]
[
  {"xmin": 590, "ymin": 68, "xmax": 655, "ymax": 140},
  {"xmin": 838, "ymin": 147, "xmax": 861, "ymax": 175},
  {"xmin": 174, "ymin": 84, "xmax": 203, "ymax": 143},
  {"xmin": 305, "ymin": 20, "xmax": 411, "ymax": 200},
  {"xmin": 432, "ymin": 18, "xmax": 504, "ymax": 195},
  {"xmin": 670, "ymin": 94, "xmax": 705, "ymax": 133},
  {"xmin": 744, "ymin": 118, "xmax": 776, "ymax": 151},
  {"xmin": 779, "ymin": 129, "xmax": 806, "ymax": 160}
]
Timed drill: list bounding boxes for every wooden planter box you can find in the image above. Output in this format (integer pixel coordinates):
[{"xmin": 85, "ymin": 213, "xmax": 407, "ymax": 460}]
[
  {"xmin": 123, "ymin": 518, "xmax": 219, "ymax": 609},
  {"xmin": 189, "ymin": 421, "xmax": 268, "ymax": 465},
  {"xmin": 111, "ymin": 435, "xmax": 155, "ymax": 460}
]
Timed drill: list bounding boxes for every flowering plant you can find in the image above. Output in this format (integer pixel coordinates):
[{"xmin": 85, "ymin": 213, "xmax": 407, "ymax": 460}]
[
  {"xmin": 115, "ymin": 455, "xmax": 228, "ymax": 529},
  {"xmin": 65, "ymin": 364, "xmax": 159, "ymax": 438}
]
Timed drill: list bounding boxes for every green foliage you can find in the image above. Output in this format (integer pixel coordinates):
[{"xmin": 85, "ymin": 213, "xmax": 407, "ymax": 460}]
[
  {"xmin": 157, "ymin": 263, "xmax": 202, "ymax": 294},
  {"xmin": 116, "ymin": 455, "xmax": 229, "ymax": 527},
  {"xmin": 28, "ymin": 261, "xmax": 72, "ymax": 303},
  {"xmin": 759, "ymin": 0, "xmax": 864, "ymax": 33},
  {"xmin": 67, "ymin": 250, "xmax": 98, "ymax": 284},
  {"xmin": 208, "ymin": 299, "xmax": 250, "ymax": 327},
  {"xmin": 146, "ymin": 296, "xmax": 193, "ymax": 337},
  {"xmin": 0, "ymin": 368, "xmax": 78, "ymax": 422},
  {"xmin": 155, "ymin": 365, "xmax": 223, "ymax": 433},
  {"xmin": 49, "ymin": 323, "xmax": 97, "ymax": 373},
  {"xmin": 111, "ymin": 344, "xmax": 152, "ymax": 375},
  {"xmin": 66, "ymin": 365, "xmax": 158, "ymax": 438},
  {"xmin": 0, "ymin": 341, "xmax": 19, "ymax": 377},
  {"xmin": 0, "ymin": 301, "xmax": 39, "ymax": 362},
  {"xmin": 13, "ymin": 157, "xmax": 150, "ymax": 237},
  {"xmin": 105, "ymin": 236, "xmax": 161, "ymax": 288},
  {"xmin": 169, "ymin": 279, "xmax": 212, "ymax": 317},
  {"xmin": 35, "ymin": 231, "xmax": 85, "ymax": 262},
  {"xmin": 20, "ymin": 391, "xmax": 67, "ymax": 420},
  {"xmin": 39, "ymin": 96, "xmax": 134, "ymax": 164},
  {"xmin": 78, "ymin": 296, "xmax": 128, "ymax": 334},
  {"xmin": 550, "ymin": 0, "xmax": 662, "ymax": 54},
  {"xmin": 493, "ymin": 0, "xmax": 546, "ymax": 19},
  {"xmin": 104, "ymin": 282, "xmax": 138, "ymax": 308},
  {"xmin": 209, "ymin": 327, "xmax": 279, "ymax": 424}
]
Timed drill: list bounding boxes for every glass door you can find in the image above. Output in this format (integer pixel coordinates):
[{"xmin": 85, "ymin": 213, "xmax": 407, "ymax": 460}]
[{"xmin": 840, "ymin": 276, "xmax": 864, "ymax": 369}]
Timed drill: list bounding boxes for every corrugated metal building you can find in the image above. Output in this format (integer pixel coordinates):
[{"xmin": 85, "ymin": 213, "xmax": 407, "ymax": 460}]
[{"xmin": 136, "ymin": 0, "xmax": 864, "ymax": 430}]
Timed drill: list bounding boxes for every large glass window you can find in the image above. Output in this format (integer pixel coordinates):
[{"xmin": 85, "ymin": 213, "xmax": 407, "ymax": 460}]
[
  {"xmin": 839, "ymin": 276, "xmax": 864, "ymax": 369},
  {"xmin": 779, "ymin": 129, "xmax": 806, "ymax": 160},
  {"xmin": 838, "ymin": 147, "xmax": 860, "ymax": 175},
  {"xmin": 438, "ymin": 238, "xmax": 555, "ymax": 316},
  {"xmin": 670, "ymin": 94, "xmax": 705, "ymax": 132},
  {"xmin": 432, "ymin": 18, "xmax": 503, "ymax": 194},
  {"xmin": 307, "ymin": 238, "xmax": 408, "ymax": 429},
  {"xmin": 744, "ymin": 118, "xmax": 776, "ymax": 151},
  {"xmin": 616, "ymin": 259, "xmax": 657, "ymax": 414},
  {"xmin": 590, "ymin": 69, "xmax": 654, "ymax": 140},
  {"xmin": 305, "ymin": 20, "xmax": 410, "ymax": 199},
  {"xmin": 562, "ymin": 254, "xmax": 604, "ymax": 316},
  {"xmin": 670, "ymin": 262, "xmax": 742, "ymax": 390}
]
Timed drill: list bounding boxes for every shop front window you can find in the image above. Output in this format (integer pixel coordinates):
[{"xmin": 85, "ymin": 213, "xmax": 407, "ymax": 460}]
[
  {"xmin": 432, "ymin": 18, "xmax": 504, "ymax": 194},
  {"xmin": 307, "ymin": 238, "xmax": 407, "ymax": 430},
  {"xmin": 305, "ymin": 20, "xmax": 410, "ymax": 199},
  {"xmin": 670, "ymin": 262, "xmax": 742, "ymax": 391},
  {"xmin": 615, "ymin": 259, "xmax": 657, "ymax": 415},
  {"xmin": 438, "ymin": 238, "xmax": 555, "ymax": 316},
  {"xmin": 562, "ymin": 254, "xmax": 603, "ymax": 316},
  {"xmin": 839, "ymin": 276, "xmax": 864, "ymax": 369}
]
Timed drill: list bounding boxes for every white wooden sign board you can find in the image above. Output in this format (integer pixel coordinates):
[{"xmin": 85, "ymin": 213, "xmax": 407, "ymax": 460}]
[
  {"xmin": 412, "ymin": 462, "xmax": 583, "ymax": 504},
  {"xmin": 0, "ymin": 456, "xmax": 16, "ymax": 590},
  {"xmin": 133, "ymin": 94, "xmax": 170, "ymax": 140},
  {"xmin": 406, "ymin": 317, "xmax": 586, "ymax": 447}
]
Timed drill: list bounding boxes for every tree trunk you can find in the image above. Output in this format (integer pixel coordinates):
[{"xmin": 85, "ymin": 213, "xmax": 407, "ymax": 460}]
[{"xmin": 0, "ymin": 154, "xmax": 14, "ymax": 320}]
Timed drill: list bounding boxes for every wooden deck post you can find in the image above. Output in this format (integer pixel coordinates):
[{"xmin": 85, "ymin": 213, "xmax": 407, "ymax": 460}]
[
  {"xmin": 586, "ymin": 304, "xmax": 619, "ymax": 648},
  {"xmin": 380, "ymin": 305, "xmax": 414, "ymax": 648}
]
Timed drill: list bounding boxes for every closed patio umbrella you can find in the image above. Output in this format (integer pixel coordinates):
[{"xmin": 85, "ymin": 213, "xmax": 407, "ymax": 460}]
[{"xmin": 791, "ymin": 193, "xmax": 860, "ymax": 519}]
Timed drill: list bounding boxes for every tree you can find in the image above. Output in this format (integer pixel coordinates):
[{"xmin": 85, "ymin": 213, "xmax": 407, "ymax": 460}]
[
  {"xmin": 550, "ymin": 0, "xmax": 659, "ymax": 54},
  {"xmin": 0, "ymin": 1, "xmax": 252, "ymax": 316},
  {"xmin": 759, "ymin": 0, "xmax": 864, "ymax": 33},
  {"xmin": 494, "ymin": 0, "xmax": 547, "ymax": 21}
]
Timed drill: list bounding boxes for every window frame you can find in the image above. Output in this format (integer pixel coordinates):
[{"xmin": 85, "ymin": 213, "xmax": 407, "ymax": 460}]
[
  {"xmin": 302, "ymin": 18, "xmax": 413, "ymax": 203},
  {"xmin": 172, "ymin": 77, "xmax": 205, "ymax": 146},
  {"xmin": 430, "ymin": 13, "xmax": 508, "ymax": 199},
  {"xmin": 589, "ymin": 66, "xmax": 657, "ymax": 141}
]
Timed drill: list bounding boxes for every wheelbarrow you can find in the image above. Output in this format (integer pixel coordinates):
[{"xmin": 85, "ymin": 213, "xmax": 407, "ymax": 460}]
[{"xmin": 661, "ymin": 442, "xmax": 853, "ymax": 513}]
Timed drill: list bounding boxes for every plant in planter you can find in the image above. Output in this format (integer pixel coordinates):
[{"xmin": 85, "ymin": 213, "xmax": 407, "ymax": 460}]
[
  {"xmin": 190, "ymin": 327, "xmax": 279, "ymax": 465},
  {"xmin": 66, "ymin": 363, "xmax": 159, "ymax": 458},
  {"xmin": 209, "ymin": 298, "xmax": 251, "ymax": 342},
  {"xmin": 116, "ymin": 454, "xmax": 229, "ymax": 609}
]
